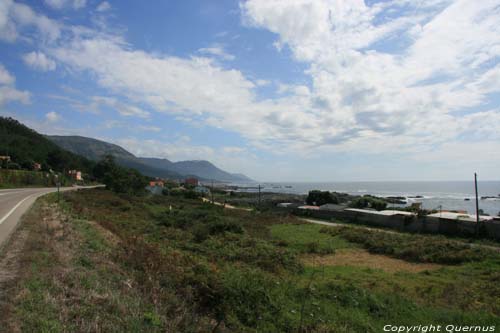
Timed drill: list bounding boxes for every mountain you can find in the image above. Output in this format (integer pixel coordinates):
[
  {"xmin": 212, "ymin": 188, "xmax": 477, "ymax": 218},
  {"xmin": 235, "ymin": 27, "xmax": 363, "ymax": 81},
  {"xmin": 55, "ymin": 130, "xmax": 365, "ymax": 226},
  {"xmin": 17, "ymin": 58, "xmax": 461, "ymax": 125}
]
[
  {"xmin": 0, "ymin": 117, "xmax": 94, "ymax": 173},
  {"xmin": 47, "ymin": 135, "xmax": 254, "ymax": 182},
  {"xmin": 48, "ymin": 135, "xmax": 182, "ymax": 179},
  {"xmin": 168, "ymin": 160, "xmax": 254, "ymax": 183},
  {"xmin": 48, "ymin": 135, "xmax": 135, "ymax": 161}
]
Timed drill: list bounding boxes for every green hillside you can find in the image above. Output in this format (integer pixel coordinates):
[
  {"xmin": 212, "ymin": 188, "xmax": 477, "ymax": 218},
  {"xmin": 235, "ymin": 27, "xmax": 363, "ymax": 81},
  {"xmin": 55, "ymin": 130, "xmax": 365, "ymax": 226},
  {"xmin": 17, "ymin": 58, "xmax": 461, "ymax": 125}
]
[
  {"xmin": 0, "ymin": 117, "xmax": 94, "ymax": 173},
  {"xmin": 47, "ymin": 135, "xmax": 254, "ymax": 182}
]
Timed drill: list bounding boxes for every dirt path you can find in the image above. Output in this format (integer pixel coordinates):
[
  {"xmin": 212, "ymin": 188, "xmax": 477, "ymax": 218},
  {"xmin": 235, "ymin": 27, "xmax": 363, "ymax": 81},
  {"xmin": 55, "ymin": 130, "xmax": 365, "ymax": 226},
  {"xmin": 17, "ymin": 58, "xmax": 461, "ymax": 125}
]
[{"xmin": 201, "ymin": 197, "xmax": 253, "ymax": 211}]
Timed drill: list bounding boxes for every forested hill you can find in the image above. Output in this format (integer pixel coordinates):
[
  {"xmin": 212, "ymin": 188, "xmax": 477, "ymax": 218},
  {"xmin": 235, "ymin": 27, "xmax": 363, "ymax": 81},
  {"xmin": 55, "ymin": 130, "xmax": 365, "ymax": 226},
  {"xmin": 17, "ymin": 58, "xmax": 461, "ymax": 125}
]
[
  {"xmin": 0, "ymin": 117, "xmax": 94, "ymax": 172},
  {"xmin": 48, "ymin": 135, "xmax": 254, "ymax": 182}
]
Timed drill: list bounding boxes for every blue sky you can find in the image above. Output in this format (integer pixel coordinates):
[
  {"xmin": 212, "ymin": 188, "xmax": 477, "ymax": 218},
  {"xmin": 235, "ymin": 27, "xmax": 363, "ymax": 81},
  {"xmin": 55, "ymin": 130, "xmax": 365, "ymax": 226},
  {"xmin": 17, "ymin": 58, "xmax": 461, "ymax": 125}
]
[{"xmin": 0, "ymin": 0, "xmax": 499, "ymax": 181}]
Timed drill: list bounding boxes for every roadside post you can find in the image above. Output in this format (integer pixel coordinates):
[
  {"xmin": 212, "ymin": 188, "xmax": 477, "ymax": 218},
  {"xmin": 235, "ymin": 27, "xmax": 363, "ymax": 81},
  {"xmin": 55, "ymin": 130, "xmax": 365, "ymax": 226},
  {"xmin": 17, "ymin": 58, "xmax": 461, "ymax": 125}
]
[
  {"xmin": 55, "ymin": 174, "xmax": 60, "ymax": 203},
  {"xmin": 474, "ymin": 173, "xmax": 479, "ymax": 235},
  {"xmin": 258, "ymin": 184, "xmax": 261, "ymax": 208},
  {"xmin": 211, "ymin": 179, "xmax": 214, "ymax": 204}
]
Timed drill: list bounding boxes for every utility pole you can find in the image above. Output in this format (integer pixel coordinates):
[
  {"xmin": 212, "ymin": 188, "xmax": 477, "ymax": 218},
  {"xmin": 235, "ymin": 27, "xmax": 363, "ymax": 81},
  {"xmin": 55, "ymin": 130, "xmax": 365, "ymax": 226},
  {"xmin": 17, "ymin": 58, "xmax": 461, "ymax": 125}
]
[
  {"xmin": 258, "ymin": 184, "xmax": 261, "ymax": 208},
  {"xmin": 56, "ymin": 174, "xmax": 60, "ymax": 203},
  {"xmin": 474, "ymin": 172, "xmax": 480, "ymax": 235},
  {"xmin": 211, "ymin": 179, "xmax": 214, "ymax": 204}
]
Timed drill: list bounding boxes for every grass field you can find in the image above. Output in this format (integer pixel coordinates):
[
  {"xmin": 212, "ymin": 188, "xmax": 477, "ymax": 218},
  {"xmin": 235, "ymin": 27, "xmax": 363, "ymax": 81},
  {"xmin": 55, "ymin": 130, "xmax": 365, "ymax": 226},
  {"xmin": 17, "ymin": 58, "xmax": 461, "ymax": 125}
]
[{"xmin": 2, "ymin": 189, "xmax": 499, "ymax": 332}]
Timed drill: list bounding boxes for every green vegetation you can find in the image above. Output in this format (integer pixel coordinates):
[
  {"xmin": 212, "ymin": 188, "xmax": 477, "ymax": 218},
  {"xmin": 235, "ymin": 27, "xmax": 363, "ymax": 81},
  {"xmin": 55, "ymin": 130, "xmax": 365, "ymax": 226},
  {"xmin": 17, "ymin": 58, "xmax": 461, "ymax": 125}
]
[
  {"xmin": 323, "ymin": 226, "xmax": 499, "ymax": 264},
  {"xmin": 270, "ymin": 223, "xmax": 353, "ymax": 254},
  {"xmin": 214, "ymin": 191, "xmax": 305, "ymax": 210},
  {"xmin": 0, "ymin": 117, "xmax": 94, "ymax": 173},
  {"xmin": 92, "ymin": 155, "xmax": 147, "ymax": 194},
  {"xmin": 0, "ymin": 117, "xmax": 149, "ymax": 191},
  {"xmin": 349, "ymin": 195, "xmax": 388, "ymax": 211},
  {"xmin": 0, "ymin": 169, "xmax": 71, "ymax": 188},
  {"xmin": 306, "ymin": 190, "xmax": 339, "ymax": 205},
  {"xmin": 4, "ymin": 190, "xmax": 500, "ymax": 332}
]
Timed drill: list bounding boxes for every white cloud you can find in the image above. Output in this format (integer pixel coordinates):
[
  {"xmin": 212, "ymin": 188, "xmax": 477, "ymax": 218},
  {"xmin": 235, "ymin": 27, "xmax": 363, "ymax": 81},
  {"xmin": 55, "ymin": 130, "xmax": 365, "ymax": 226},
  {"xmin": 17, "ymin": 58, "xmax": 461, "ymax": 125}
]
[
  {"xmin": 96, "ymin": 1, "xmax": 111, "ymax": 12},
  {"xmin": 44, "ymin": 0, "xmax": 86, "ymax": 10},
  {"xmin": 41, "ymin": 0, "xmax": 498, "ymax": 159},
  {"xmin": 22, "ymin": 51, "xmax": 56, "ymax": 71},
  {"xmin": 45, "ymin": 111, "xmax": 60, "ymax": 122},
  {"xmin": 0, "ymin": 63, "xmax": 30, "ymax": 106},
  {"xmin": 0, "ymin": 0, "xmax": 61, "ymax": 42},
  {"xmin": 239, "ymin": 0, "xmax": 500, "ymax": 154},
  {"xmin": 137, "ymin": 125, "xmax": 161, "ymax": 132},
  {"xmin": 118, "ymin": 104, "xmax": 150, "ymax": 118},
  {"xmin": 44, "ymin": 0, "xmax": 65, "ymax": 9},
  {"xmin": 255, "ymin": 79, "xmax": 270, "ymax": 86},
  {"xmin": 72, "ymin": 0, "xmax": 86, "ymax": 9},
  {"xmin": 198, "ymin": 44, "xmax": 235, "ymax": 61},
  {"xmin": 4, "ymin": 0, "xmax": 499, "ymax": 173},
  {"xmin": 73, "ymin": 96, "xmax": 150, "ymax": 118},
  {"xmin": 0, "ymin": 63, "xmax": 14, "ymax": 85}
]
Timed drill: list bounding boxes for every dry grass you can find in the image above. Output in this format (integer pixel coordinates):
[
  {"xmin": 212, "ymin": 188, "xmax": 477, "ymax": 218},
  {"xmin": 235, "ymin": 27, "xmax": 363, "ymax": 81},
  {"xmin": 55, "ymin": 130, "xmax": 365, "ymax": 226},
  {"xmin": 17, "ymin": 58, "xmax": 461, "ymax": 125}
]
[
  {"xmin": 0, "ymin": 200, "xmax": 67, "ymax": 332},
  {"xmin": 301, "ymin": 249, "xmax": 444, "ymax": 273}
]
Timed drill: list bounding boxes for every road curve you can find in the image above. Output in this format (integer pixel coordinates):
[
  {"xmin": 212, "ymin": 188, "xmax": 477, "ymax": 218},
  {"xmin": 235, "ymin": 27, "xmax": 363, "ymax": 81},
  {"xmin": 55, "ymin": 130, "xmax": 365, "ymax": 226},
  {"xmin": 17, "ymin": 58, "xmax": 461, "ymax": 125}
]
[{"xmin": 0, "ymin": 186, "xmax": 99, "ymax": 249}]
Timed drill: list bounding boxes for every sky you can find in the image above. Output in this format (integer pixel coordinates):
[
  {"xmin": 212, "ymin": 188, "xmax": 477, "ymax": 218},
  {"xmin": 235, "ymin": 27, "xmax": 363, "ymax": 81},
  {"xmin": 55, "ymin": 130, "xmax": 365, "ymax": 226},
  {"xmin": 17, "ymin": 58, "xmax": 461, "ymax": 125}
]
[{"xmin": 0, "ymin": 0, "xmax": 499, "ymax": 182}]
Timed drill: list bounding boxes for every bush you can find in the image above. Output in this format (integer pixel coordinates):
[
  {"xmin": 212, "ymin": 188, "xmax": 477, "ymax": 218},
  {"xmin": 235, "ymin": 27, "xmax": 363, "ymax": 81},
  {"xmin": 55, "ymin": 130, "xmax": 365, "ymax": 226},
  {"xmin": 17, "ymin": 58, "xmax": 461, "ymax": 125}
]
[
  {"xmin": 219, "ymin": 267, "xmax": 288, "ymax": 330},
  {"xmin": 306, "ymin": 241, "xmax": 335, "ymax": 255},
  {"xmin": 327, "ymin": 227, "xmax": 498, "ymax": 264},
  {"xmin": 349, "ymin": 196, "xmax": 387, "ymax": 211},
  {"xmin": 306, "ymin": 190, "xmax": 339, "ymax": 206},
  {"xmin": 183, "ymin": 190, "xmax": 200, "ymax": 199},
  {"xmin": 193, "ymin": 234, "xmax": 302, "ymax": 273},
  {"xmin": 93, "ymin": 155, "xmax": 147, "ymax": 194}
]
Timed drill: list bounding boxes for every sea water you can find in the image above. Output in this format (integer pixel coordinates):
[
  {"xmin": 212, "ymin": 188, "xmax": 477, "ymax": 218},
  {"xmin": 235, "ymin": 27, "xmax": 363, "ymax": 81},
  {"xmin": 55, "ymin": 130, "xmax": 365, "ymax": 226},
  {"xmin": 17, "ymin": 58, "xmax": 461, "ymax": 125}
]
[{"xmin": 245, "ymin": 181, "xmax": 500, "ymax": 216}]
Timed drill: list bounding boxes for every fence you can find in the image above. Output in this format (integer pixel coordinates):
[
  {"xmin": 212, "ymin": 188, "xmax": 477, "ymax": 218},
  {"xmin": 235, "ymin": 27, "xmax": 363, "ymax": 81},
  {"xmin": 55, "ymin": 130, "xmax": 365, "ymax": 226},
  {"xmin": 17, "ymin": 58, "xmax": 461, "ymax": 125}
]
[{"xmin": 293, "ymin": 208, "xmax": 500, "ymax": 240}]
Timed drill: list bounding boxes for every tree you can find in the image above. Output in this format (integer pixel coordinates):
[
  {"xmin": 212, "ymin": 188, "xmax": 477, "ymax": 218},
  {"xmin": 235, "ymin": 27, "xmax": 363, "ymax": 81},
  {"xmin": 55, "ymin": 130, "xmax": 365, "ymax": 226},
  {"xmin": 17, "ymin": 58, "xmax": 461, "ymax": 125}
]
[
  {"xmin": 349, "ymin": 195, "xmax": 387, "ymax": 211},
  {"xmin": 306, "ymin": 190, "xmax": 339, "ymax": 206},
  {"xmin": 93, "ymin": 155, "xmax": 147, "ymax": 194}
]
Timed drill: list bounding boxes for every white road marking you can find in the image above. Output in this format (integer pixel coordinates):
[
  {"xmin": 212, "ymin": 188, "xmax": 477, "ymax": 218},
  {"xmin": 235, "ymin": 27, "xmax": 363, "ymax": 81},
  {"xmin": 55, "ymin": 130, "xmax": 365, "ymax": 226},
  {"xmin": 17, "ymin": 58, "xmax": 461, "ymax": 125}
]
[
  {"xmin": 0, "ymin": 192, "xmax": 39, "ymax": 225},
  {"xmin": 0, "ymin": 188, "xmax": 26, "ymax": 192},
  {"xmin": 0, "ymin": 192, "xmax": 19, "ymax": 196}
]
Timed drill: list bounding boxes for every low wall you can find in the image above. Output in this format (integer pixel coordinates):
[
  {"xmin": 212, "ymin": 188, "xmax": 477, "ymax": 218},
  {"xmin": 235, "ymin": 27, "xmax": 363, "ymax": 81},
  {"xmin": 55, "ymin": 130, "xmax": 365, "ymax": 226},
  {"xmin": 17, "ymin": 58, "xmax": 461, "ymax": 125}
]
[{"xmin": 293, "ymin": 208, "xmax": 500, "ymax": 240}]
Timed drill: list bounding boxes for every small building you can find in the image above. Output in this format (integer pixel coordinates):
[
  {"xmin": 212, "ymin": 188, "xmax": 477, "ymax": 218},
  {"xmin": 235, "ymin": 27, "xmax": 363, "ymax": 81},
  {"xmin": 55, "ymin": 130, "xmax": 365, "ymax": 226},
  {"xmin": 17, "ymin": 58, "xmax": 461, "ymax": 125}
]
[
  {"xmin": 319, "ymin": 203, "xmax": 346, "ymax": 211},
  {"xmin": 149, "ymin": 180, "xmax": 164, "ymax": 187},
  {"xmin": 427, "ymin": 211, "xmax": 494, "ymax": 222},
  {"xmin": 68, "ymin": 170, "xmax": 82, "ymax": 181},
  {"xmin": 277, "ymin": 202, "xmax": 293, "ymax": 208},
  {"xmin": 0, "ymin": 155, "xmax": 11, "ymax": 162},
  {"xmin": 194, "ymin": 185, "xmax": 210, "ymax": 195},
  {"xmin": 185, "ymin": 177, "xmax": 199, "ymax": 186},
  {"xmin": 146, "ymin": 185, "xmax": 164, "ymax": 195},
  {"xmin": 345, "ymin": 208, "xmax": 416, "ymax": 217},
  {"xmin": 33, "ymin": 162, "xmax": 42, "ymax": 171},
  {"xmin": 298, "ymin": 205, "xmax": 320, "ymax": 210}
]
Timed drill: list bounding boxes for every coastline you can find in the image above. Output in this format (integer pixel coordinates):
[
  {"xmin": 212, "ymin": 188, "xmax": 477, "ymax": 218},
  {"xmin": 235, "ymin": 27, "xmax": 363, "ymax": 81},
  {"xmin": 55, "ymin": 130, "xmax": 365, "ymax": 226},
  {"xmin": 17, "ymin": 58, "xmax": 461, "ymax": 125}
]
[{"xmin": 229, "ymin": 181, "xmax": 500, "ymax": 216}]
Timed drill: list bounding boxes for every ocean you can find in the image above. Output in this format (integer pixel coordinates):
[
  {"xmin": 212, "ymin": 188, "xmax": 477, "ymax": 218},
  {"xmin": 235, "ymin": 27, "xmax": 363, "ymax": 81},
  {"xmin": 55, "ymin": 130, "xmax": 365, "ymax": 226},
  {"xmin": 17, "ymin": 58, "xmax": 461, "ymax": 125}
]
[{"xmin": 244, "ymin": 181, "xmax": 500, "ymax": 216}]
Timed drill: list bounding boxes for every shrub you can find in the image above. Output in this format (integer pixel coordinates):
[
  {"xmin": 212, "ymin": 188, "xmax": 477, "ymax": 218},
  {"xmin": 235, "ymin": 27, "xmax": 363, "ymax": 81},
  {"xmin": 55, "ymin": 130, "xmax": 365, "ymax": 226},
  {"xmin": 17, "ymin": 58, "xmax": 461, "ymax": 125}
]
[
  {"xmin": 219, "ymin": 267, "xmax": 291, "ymax": 331},
  {"xmin": 327, "ymin": 227, "xmax": 498, "ymax": 264},
  {"xmin": 93, "ymin": 155, "xmax": 147, "ymax": 194},
  {"xmin": 306, "ymin": 190, "xmax": 339, "ymax": 206},
  {"xmin": 349, "ymin": 196, "xmax": 387, "ymax": 211},
  {"xmin": 306, "ymin": 241, "xmax": 335, "ymax": 255},
  {"xmin": 193, "ymin": 234, "xmax": 303, "ymax": 273}
]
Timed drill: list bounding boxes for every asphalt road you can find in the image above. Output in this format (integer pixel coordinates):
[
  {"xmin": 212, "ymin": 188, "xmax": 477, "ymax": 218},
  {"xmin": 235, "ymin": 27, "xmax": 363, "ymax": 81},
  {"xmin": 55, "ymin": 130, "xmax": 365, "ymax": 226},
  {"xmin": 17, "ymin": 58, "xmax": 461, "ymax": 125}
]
[{"xmin": 0, "ymin": 186, "xmax": 97, "ymax": 249}]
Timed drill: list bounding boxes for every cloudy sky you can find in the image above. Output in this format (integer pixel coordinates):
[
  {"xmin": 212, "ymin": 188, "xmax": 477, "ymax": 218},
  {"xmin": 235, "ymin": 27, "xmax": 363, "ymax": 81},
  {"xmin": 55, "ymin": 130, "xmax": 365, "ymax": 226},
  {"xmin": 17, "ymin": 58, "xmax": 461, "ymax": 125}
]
[{"xmin": 0, "ymin": 0, "xmax": 499, "ymax": 181}]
